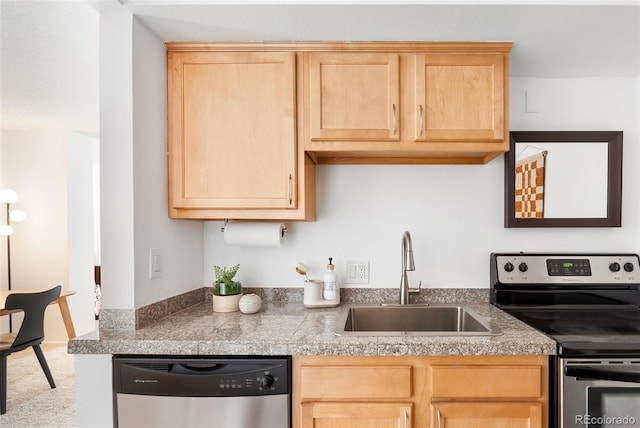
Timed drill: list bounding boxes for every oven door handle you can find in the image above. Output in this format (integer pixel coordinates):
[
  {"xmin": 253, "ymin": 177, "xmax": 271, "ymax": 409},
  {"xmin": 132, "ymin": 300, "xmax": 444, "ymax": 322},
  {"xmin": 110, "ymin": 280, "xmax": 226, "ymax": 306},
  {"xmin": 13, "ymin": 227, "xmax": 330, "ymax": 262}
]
[{"xmin": 565, "ymin": 365, "xmax": 640, "ymax": 384}]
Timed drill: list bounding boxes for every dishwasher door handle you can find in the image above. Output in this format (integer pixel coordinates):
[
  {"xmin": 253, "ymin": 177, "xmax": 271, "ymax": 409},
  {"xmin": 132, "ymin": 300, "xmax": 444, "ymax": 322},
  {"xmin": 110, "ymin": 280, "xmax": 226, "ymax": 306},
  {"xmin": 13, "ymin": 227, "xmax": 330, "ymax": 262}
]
[{"xmin": 170, "ymin": 363, "xmax": 228, "ymax": 373}]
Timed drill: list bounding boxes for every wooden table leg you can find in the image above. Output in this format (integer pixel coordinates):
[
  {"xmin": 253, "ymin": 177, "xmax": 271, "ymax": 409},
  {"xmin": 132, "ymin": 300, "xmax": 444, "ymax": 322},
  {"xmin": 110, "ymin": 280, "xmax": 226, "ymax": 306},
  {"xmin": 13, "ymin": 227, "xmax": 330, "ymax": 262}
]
[{"xmin": 57, "ymin": 297, "xmax": 76, "ymax": 339}]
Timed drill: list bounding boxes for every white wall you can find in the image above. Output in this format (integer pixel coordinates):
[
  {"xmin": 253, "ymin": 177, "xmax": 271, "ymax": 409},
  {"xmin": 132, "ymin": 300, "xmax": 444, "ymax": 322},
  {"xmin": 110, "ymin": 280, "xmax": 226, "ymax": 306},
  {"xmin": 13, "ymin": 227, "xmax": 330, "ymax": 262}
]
[
  {"xmin": 68, "ymin": 131, "xmax": 100, "ymax": 337},
  {"xmin": 100, "ymin": 9, "xmax": 204, "ymax": 314},
  {"xmin": 132, "ymin": 17, "xmax": 204, "ymax": 307},
  {"xmin": 203, "ymin": 77, "xmax": 640, "ymax": 290},
  {"xmin": 0, "ymin": 130, "xmax": 71, "ymax": 341},
  {"xmin": 99, "ymin": 10, "xmax": 136, "ymax": 312}
]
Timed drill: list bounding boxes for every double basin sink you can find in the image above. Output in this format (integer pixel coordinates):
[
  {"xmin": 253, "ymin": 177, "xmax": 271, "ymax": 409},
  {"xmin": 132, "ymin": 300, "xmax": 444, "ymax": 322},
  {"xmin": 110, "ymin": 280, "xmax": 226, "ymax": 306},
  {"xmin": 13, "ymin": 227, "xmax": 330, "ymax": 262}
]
[{"xmin": 335, "ymin": 304, "xmax": 501, "ymax": 336}]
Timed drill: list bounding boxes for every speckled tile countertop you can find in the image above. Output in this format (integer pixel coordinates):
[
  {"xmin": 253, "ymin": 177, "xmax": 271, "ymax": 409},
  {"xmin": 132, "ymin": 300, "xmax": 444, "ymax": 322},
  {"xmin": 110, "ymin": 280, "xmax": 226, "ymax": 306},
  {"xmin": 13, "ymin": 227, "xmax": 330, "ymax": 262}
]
[{"xmin": 68, "ymin": 292, "xmax": 556, "ymax": 356}]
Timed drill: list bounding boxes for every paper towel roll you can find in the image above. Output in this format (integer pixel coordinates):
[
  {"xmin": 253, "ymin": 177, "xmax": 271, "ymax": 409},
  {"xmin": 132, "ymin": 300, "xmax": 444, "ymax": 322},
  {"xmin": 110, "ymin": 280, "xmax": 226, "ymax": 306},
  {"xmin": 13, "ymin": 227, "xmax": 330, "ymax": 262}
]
[{"xmin": 223, "ymin": 222, "xmax": 285, "ymax": 247}]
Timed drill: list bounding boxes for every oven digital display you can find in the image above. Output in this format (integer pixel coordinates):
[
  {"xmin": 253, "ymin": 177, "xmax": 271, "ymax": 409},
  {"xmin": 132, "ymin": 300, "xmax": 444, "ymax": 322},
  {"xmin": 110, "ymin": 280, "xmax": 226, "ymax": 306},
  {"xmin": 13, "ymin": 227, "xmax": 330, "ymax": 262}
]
[{"xmin": 547, "ymin": 259, "xmax": 592, "ymax": 276}]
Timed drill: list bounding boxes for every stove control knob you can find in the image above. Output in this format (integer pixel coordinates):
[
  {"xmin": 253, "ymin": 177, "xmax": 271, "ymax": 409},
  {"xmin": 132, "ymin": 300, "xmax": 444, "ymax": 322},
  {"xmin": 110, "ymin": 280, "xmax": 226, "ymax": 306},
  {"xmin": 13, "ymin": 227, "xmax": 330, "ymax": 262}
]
[
  {"xmin": 624, "ymin": 262, "xmax": 635, "ymax": 273},
  {"xmin": 609, "ymin": 262, "xmax": 621, "ymax": 272},
  {"xmin": 503, "ymin": 262, "xmax": 514, "ymax": 272},
  {"xmin": 259, "ymin": 374, "xmax": 274, "ymax": 389},
  {"xmin": 518, "ymin": 262, "xmax": 528, "ymax": 273}
]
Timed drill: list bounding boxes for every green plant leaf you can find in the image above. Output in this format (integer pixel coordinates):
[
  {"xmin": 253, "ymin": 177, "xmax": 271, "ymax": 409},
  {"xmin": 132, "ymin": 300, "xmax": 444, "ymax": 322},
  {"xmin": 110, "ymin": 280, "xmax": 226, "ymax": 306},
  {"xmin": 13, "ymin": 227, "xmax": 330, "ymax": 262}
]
[{"xmin": 213, "ymin": 264, "xmax": 241, "ymax": 295}]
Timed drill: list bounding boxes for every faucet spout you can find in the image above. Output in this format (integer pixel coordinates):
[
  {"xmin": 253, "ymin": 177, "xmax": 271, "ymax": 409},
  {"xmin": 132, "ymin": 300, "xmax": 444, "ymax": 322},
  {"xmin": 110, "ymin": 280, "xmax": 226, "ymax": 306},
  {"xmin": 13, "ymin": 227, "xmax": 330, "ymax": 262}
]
[{"xmin": 400, "ymin": 231, "xmax": 416, "ymax": 304}]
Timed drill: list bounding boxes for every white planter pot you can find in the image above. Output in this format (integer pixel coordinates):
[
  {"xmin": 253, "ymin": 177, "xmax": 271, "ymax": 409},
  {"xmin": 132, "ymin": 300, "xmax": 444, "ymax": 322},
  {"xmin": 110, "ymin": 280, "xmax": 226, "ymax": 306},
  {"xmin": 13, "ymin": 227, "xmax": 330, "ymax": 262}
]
[{"xmin": 212, "ymin": 293, "xmax": 242, "ymax": 313}]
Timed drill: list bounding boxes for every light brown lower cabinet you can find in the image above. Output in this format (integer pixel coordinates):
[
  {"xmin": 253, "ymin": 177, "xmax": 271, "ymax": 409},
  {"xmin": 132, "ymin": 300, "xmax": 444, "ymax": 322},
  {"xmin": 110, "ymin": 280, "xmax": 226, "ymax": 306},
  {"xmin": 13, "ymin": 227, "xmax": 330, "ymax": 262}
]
[
  {"xmin": 431, "ymin": 402, "xmax": 543, "ymax": 428},
  {"xmin": 293, "ymin": 355, "xmax": 548, "ymax": 428},
  {"xmin": 301, "ymin": 402, "xmax": 412, "ymax": 427}
]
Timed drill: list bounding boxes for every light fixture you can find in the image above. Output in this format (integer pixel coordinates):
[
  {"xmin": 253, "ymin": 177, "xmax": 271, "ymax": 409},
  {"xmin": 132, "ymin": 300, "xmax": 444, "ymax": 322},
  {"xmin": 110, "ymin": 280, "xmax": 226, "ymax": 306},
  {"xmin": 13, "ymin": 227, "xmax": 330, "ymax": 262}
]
[
  {"xmin": 1, "ymin": 188, "xmax": 26, "ymax": 333},
  {"xmin": 9, "ymin": 209, "xmax": 26, "ymax": 223},
  {"xmin": 0, "ymin": 189, "xmax": 18, "ymax": 204},
  {"xmin": 0, "ymin": 225, "xmax": 13, "ymax": 236}
]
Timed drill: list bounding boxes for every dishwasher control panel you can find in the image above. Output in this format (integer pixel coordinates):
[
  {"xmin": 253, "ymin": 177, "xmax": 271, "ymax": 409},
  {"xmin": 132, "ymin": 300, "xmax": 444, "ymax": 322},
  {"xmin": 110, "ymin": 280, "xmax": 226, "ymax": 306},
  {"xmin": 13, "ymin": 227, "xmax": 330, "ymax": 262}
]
[
  {"xmin": 217, "ymin": 371, "xmax": 278, "ymax": 393},
  {"xmin": 113, "ymin": 356, "xmax": 290, "ymax": 397}
]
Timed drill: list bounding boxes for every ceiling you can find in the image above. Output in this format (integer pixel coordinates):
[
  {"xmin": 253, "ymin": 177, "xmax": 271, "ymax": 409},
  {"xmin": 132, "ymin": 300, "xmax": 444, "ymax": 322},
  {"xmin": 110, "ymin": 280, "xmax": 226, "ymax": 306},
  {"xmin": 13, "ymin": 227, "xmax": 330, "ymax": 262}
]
[
  {"xmin": 1, "ymin": 0, "xmax": 639, "ymax": 134},
  {"xmin": 0, "ymin": 0, "xmax": 99, "ymax": 133}
]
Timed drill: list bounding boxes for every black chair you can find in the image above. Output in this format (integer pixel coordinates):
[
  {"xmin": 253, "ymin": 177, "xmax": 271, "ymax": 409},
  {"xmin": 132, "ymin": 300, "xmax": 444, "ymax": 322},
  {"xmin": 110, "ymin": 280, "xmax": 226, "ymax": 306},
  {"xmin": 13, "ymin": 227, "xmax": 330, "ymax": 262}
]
[{"xmin": 0, "ymin": 285, "xmax": 62, "ymax": 414}]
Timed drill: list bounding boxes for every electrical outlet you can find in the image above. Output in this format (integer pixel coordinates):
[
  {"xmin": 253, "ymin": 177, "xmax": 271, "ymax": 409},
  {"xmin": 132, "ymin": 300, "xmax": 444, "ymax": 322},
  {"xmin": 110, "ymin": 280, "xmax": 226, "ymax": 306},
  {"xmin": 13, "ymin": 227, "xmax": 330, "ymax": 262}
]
[{"xmin": 346, "ymin": 260, "xmax": 369, "ymax": 284}]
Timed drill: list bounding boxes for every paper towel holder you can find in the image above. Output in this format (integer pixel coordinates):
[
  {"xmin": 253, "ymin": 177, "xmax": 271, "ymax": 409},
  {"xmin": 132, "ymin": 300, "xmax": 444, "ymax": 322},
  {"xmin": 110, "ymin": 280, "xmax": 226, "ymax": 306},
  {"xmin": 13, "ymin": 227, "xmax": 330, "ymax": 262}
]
[{"xmin": 220, "ymin": 220, "xmax": 288, "ymax": 238}]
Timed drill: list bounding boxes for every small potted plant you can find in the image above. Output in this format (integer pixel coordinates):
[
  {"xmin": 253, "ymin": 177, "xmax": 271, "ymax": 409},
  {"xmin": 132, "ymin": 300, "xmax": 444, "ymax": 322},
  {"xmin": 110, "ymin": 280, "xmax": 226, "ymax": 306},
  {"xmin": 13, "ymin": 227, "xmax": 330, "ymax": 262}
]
[{"xmin": 212, "ymin": 264, "xmax": 243, "ymax": 312}]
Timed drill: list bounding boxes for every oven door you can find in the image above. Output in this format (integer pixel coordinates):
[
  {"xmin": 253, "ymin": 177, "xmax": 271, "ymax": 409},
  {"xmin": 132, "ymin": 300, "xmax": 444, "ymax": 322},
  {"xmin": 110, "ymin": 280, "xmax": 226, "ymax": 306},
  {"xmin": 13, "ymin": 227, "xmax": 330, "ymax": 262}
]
[{"xmin": 561, "ymin": 359, "xmax": 640, "ymax": 428}]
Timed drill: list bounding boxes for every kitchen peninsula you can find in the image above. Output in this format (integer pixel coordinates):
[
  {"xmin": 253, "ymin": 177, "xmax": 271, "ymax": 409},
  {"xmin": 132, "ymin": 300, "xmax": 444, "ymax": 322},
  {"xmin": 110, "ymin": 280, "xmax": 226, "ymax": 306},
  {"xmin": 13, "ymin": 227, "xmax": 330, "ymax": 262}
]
[
  {"xmin": 69, "ymin": 288, "xmax": 555, "ymax": 427},
  {"xmin": 70, "ymin": 292, "xmax": 554, "ymax": 356}
]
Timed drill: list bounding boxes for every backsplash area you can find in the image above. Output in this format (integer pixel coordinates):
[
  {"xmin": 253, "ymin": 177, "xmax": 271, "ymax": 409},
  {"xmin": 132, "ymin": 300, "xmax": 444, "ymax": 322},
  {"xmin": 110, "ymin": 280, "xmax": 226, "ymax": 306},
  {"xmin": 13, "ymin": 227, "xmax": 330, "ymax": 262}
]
[{"xmin": 100, "ymin": 287, "xmax": 490, "ymax": 330}]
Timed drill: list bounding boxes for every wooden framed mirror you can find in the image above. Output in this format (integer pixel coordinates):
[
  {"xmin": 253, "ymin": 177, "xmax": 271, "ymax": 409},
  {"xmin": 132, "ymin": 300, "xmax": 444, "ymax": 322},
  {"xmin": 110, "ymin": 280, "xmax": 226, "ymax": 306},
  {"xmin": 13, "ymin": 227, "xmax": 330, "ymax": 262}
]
[{"xmin": 505, "ymin": 131, "xmax": 623, "ymax": 228}]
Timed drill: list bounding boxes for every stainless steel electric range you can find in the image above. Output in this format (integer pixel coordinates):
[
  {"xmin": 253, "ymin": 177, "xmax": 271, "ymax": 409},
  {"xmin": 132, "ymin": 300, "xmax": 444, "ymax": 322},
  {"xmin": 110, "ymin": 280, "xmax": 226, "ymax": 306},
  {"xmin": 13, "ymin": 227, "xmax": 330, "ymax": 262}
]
[{"xmin": 490, "ymin": 253, "xmax": 640, "ymax": 428}]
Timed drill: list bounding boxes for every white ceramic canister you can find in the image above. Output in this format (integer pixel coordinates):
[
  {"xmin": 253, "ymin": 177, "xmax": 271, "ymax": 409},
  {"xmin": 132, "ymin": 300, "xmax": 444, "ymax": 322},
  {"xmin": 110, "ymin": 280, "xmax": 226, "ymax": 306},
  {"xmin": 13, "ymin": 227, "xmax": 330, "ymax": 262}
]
[
  {"xmin": 239, "ymin": 293, "xmax": 262, "ymax": 314},
  {"xmin": 303, "ymin": 280, "xmax": 324, "ymax": 307}
]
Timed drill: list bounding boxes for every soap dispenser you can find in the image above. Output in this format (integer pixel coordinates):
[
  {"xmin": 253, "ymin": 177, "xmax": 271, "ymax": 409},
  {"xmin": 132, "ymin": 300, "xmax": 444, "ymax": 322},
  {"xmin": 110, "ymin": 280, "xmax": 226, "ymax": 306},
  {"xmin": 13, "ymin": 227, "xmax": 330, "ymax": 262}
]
[
  {"xmin": 297, "ymin": 261, "xmax": 339, "ymax": 308},
  {"xmin": 323, "ymin": 257, "xmax": 338, "ymax": 301}
]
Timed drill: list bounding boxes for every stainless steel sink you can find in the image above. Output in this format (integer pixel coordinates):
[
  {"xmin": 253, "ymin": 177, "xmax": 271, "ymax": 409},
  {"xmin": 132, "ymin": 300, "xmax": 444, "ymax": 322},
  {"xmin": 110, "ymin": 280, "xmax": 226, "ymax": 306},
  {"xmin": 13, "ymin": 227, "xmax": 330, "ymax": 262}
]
[{"xmin": 335, "ymin": 304, "xmax": 501, "ymax": 336}]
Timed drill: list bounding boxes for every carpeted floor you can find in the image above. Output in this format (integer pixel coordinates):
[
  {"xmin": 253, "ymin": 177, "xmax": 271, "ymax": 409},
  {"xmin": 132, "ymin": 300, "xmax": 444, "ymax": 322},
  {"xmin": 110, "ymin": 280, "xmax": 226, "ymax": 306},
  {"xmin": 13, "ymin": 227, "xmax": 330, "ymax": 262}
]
[{"xmin": 1, "ymin": 343, "xmax": 75, "ymax": 427}]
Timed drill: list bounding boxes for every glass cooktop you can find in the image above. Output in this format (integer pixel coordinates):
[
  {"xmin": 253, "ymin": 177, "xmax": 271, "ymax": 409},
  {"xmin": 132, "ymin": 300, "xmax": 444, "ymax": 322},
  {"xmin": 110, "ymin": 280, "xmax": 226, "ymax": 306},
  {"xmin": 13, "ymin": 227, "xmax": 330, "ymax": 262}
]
[{"xmin": 505, "ymin": 307, "xmax": 640, "ymax": 357}]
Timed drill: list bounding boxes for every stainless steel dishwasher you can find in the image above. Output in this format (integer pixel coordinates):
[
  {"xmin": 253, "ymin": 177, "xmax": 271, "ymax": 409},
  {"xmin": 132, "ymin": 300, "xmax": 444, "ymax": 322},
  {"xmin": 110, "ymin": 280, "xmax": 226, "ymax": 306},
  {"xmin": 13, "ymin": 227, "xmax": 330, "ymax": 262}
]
[{"xmin": 113, "ymin": 356, "xmax": 290, "ymax": 428}]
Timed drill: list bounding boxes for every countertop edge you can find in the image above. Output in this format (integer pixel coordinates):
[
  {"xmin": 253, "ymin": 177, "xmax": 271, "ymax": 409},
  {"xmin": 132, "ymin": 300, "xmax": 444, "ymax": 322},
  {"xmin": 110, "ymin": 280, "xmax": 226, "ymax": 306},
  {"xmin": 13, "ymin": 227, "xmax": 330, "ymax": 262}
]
[{"xmin": 69, "ymin": 299, "xmax": 556, "ymax": 357}]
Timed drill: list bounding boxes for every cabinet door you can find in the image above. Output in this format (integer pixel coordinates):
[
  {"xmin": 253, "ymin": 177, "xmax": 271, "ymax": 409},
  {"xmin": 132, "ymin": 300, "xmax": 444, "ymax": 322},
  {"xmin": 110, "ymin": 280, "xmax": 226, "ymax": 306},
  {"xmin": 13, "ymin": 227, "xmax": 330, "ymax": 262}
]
[
  {"xmin": 301, "ymin": 402, "xmax": 412, "ymax": 428},
  {"xmin": 414, "ymin": 53, "xmax": 505, "ymax": 142},
  {"xmin": 168, "ymin": 51, "xmax": 297, "ymax": 210},
  {"xmin": 307, "ymin": 52, "xmax": 400, "ymax": 141},
  {"xmin": 431, "ymin": 365, "xmax": 542, "ymax": 399},
  {"xmin": 432, "ymin": 402, "xmax": 542, "ymax": 428}
]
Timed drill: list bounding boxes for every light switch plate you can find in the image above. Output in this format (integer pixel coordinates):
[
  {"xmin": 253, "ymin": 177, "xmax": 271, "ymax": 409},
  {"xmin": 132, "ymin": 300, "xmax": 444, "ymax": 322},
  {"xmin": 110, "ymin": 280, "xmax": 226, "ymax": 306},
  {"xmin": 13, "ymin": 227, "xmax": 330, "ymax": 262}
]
[
  {"xmin": 149, "ymin": 248, "xmax": 163, "ymax": 279},
  {"xmin": 346, "ymin": 260, "xmax": 369, "ymax": 284}
]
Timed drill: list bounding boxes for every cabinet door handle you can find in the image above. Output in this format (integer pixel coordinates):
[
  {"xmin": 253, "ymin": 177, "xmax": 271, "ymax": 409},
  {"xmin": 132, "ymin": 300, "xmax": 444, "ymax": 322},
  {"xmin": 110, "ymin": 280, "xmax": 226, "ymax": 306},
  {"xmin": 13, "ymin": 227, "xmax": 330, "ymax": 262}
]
[
  {"xmin": 419, "ymin": 105, "xmax": 424, "ymax": 137},
  {"xmin": 392, "ymin": 103, "xmax": 398, "ymax": 136},
  {"xmin": 287, "ymin": 174, "xmax": 293, "ymax": 205},
  {"xmin": 404, "ymin": 410, "xmax": 408, "ymax": 428},
  {"xmin": 437, "ymin": 409, "xmax": 442, "ymax": 428}
]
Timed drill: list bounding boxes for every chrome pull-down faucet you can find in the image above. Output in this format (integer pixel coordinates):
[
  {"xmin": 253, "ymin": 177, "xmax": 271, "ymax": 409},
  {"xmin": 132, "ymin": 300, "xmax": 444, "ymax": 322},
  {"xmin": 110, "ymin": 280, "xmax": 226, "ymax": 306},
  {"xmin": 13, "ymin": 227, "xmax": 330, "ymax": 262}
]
[{"xmin": 400, "ymin": 231, "xmax": 421, "ymax": 304}]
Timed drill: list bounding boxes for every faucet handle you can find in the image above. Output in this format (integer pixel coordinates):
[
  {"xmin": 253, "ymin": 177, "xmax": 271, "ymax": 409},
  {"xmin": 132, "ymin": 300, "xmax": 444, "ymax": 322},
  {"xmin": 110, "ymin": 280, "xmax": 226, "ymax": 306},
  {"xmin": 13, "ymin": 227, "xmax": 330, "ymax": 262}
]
[{"xmin": 409, "ymin": 281, "xmax": 422, "ymax": 294}]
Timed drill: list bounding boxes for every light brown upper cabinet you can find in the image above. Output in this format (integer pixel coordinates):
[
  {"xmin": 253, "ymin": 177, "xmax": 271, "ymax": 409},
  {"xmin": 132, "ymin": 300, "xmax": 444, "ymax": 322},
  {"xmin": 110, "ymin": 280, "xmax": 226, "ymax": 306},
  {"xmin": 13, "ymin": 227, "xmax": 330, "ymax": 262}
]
[
  {"xmin": 166, "ymin": 42, "xmax": 511, "ymax": 220},
  {"xmin": 307, "ymin": 52, "xmax": 400, "ymax": 141},
  {"xmin": 414, "ymin": 53, "xmax": 505, "ymax": 142},
  {"xmin": 303, "ymin": 43, "xmax": 512, "ymax": 165},
  {"xmin": 167, "ymin": 47, "xmax": 315, "ymax": 220}
]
